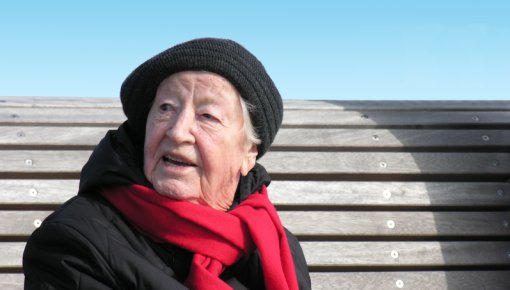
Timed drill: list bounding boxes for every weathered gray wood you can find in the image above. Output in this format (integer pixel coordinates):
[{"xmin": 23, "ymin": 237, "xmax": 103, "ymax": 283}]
[
  {"xmin": 0, "ymin": 242, "xmax": 24, "ymax": 267},
  {"xmin": 2, "ymin": 272, "xmax": 510, "ymax": 290},
  {"xmin": 283, "ymin": 100, "xmax": 510, "ymax": 111},
  {"xmin": 3, "ymin": 210, "xmax": 509, "ymax": 237},
  {"xmin": 4, "ymin": 241, "xmax": 509, "ymax": 268},
  {"xmin": 301, "ymin": 241, "xmax": 510, "ymax": 267},
  {"xmin": 269, "ymin": 181, "xmax": 510, "ymax": 206},
  {"xmin": 283, "ymin": 110, "xmax": 510, "ymax": 127},
  {"xmin": 261, "ymin": 152, "xmax": 510, "ymax": 175},
  {"xmin": 2, "ymin": 180, "xmax": 508, "ymax": 207},
  {"xmin": 0, "ymin": 107, "xmax": 125, "ymax": 125},
  {"xmin": 2, "ymin": 271, "xmax": 510, "ymax": 290},
  {"xmin": 3, "ymin": 97, "xmax": 509, "ymax": 111},
  {"xmin": 0, "ymin": 211, "xmax": 51, "ymax": 236},
  {"xmin": 4, "ymin": 127, "xmax": 509, "ymax": 148},
  {"xmin": 0, "ymin": 126, "xmax": 113, "ymax": 147},
  {"xmin": 0, "ymin": 180, "xmax": 78, "ymax": 205},
  {"xmin": 3, "ymin": 151, "xmax": 509, "ymax": 175},
  {"xmin": 2, "ymin": 107, "xmax": 509, "ymax": 127},
  {"xmin": 2, "ymin": 151, "xmax": 509, "ymax": 175},
  {"xmin": 279, "ymin": 211, "xmax": 510, "ymax": 237},
  {"xmin": 0, "ymin": 150, "xmax": 91, "ymax": 174},
  {"xmin": 1, "ymin": 97, "xmax": 509, "ymax": 287},
  {"xmin": 0, "ymin": 274, "xmax": 24, "ymax": 290},
  {"xmin": 310, "ymin": 271, "xmax": 510, "ymax": 290},
  {"xmin": 274, "ymin": 128, "xmax": 510, "ymax": 148},
  {"xmin": 0, "ymin": 96, "xmax": 120, "ymax": 108}
]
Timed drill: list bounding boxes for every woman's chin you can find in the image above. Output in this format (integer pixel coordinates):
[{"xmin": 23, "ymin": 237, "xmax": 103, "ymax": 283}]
[{"xmin": 154, "ymin": 183, "xmax": 198, "ymax": 202}]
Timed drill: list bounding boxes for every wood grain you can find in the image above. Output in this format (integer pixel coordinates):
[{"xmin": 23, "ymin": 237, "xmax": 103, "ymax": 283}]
[
  {"xmin": 3, "ymin": 210, "xmax": 508, "ymax": 238},
  {"xmin": 0, "ymin": 180, "xmax": 78, "ymax": 205},
  {"xmin": 3, "ymin": 97, "xmax": 509, "ymax": 111},
  {"xmin": 3, "ymin": 127, "xmax": 509, "ymax": 148},
  {"xmin": 310, "ymin": 271, "xmax": 510, "ymax": 290},
  {"xmin": 301, "ymin": 241, "xmax": 510, "ymax": 267},
  {"xmin": 0, "ymin": 126, "xmax": 114, "ymax": 147},
  {"xmin": 2, "ymin": 180, "xmax": 509, "ymax": 207},
  {"xmin": 5, "ymin": 241, "xmax": 509, "ymax": 268},
  {"xmin": 269, "ymin": 181, "xmax": 510, "ymax": 206},
  {"xmin": 2, "ymin": 107, "xmax": 509, "ymax": 127},
  {"xmin": 2, "ymin": 151, "xmax": 509, "ymax": 175}
]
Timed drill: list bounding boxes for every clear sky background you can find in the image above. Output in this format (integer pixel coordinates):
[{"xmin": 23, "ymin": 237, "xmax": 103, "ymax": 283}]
[{"xmin": 1, "ymin": 1, "xmax": 509, "ymax": 100}]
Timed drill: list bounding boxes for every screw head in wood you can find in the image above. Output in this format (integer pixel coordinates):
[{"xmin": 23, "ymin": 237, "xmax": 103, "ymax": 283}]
[
  {"xmin": 29, "ymin": 188, "xmax": 38, "ymax": 197},
  {"xmin": 34, "ymin": 219, "xmax": 42, "ymax": 228}
]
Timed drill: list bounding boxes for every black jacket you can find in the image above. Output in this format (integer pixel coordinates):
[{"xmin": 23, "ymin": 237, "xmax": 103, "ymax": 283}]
[{"xmin": 23, "ymin": 124, "xmax": 311, "ymax": 289}]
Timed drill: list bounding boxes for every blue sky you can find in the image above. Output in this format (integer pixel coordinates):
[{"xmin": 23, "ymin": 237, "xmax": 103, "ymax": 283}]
[{"xmin": 1, "ymin": 1, "xmax": 509, "ymax": 100}]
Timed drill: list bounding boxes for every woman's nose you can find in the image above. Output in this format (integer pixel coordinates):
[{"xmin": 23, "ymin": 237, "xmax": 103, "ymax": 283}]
[{"xmin": 166, "ymin": 111, "xmax": 195, "ymax": 144}]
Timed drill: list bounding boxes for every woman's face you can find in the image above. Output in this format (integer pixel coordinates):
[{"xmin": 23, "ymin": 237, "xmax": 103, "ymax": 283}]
[{"xmin": 144, "ymin": 71, "xmax": 257, "ymax": 211}]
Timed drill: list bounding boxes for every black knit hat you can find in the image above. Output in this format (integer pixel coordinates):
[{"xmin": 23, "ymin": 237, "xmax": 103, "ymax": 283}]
[{"xmin": 120, "ymin": 38, "xmax": 283, "ymax": 159}]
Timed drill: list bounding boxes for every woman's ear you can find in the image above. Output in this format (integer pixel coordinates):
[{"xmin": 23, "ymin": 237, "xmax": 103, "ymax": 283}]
[{"xmin": 240, "ymin": 144, "xmax": 258, "ymax": 176}]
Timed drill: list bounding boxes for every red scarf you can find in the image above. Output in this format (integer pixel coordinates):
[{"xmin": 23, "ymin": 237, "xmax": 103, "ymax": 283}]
[{"xmin": 101, "ymin": 184, "xmax": 299, "ymax": 290}]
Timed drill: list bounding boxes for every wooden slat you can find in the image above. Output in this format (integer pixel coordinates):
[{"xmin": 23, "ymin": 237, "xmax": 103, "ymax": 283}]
[
  {"xmin": 2, "ymin": 151, "xmax": 509, "ymax": 176},
  {"xmin": 301, "ymin": 241, "xmax": 510, "ymax": 267},
  {"xmin": 3, "ymin": 127, "xmax": 509, "ymax": 148},
  {"xmin": 0, "ymin": 97, "xmax": 120, "ymax": 108},
  {"xmin": 274, "ymin": 128, "xmax": 510, "ymax": 148},
  {"xmin": 2, "ymin": 271, "xmax": 510, "ymax": 290},
  {"xmin": 283, "ymin": 100, "xmax": 510, "ymax": 111},
  {"xmin": 3, "ymin": 97, "xmax": 509, "ymax": 111},
  {"xmin": 2, "ymin": 107, "xmax": 509, "ymax": 127},
  {"xmin": 0, "ymin": 180, "xmax": 78, "ymax": 205},
  {"xmin": 0, "ymin": 274, "xmax": 24, "ymax": 290},
  {"xmin": 2, "ymin": 272, "xmax": 510, "ymax": 290},
  {"xmin": 261, "ymin": 152, "xmax": 510, "ymax": 175},
  {"xmin": 280, "ymin": 211, "xmax": 510, "ymax": 237},
  {"xmin": 310, "ymin": 271, "xmax": 510, "ymax": 290},
  {"xmin": 0, "ymin": 126, "xmax": 113, "ymax": 147},
  {"xmin": 0, "ymin": 150, "xmax": 91, "ymax": 174},
  {"xmin": 2, "ymin": 180, "xmax": 508, "ymax": 207},
  {"xmin": 283, "ymin": 110, "xmax": 510, "ymax": 127},
  {"xmin": 0, "ymin": 211, "xmax": 51, "ymax": 236},
  {"xmin": 4, "ymin": 241, "xmax": 509, "ymax": 268},
  {"xmin": 3, "ymin": 210, "xmax": 508, "ymax": 238},
  {"xmin": 0, "ymin": 243, "xmax": 24, "ymax": 267},
  {"xmin": 269, "ymin": 181, "xmax": 510, "ymax": 207},
  {"xmin": 0, "ymin": 107, "xmax": 125, "ymax": 125}
]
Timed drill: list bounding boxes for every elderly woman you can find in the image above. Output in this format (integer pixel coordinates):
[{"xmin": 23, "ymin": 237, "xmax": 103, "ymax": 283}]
[{"xmin": 23, "ymin": 38, "xmax": 311, "ymax": 289}]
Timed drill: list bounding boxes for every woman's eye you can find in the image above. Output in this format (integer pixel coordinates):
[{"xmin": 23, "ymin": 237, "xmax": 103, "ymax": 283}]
[
  {"xmin": 159, "ymin": 103, "xmax": 173, "ymax": 112},
  {"xmin": 201, "ymin": 113, "xmax": 218, "ymax": 122}
]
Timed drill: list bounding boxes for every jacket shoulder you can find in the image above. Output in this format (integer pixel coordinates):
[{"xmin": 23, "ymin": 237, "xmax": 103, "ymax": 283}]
[{"xmin": 23, "ymin": 194, "xmax": 187, "ymax": 290}]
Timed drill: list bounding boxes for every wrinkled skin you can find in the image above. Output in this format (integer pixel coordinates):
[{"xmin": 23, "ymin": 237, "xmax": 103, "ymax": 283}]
[{"xmin": 144, "ymin": 71, "xmax": 257, "ymax": 211}]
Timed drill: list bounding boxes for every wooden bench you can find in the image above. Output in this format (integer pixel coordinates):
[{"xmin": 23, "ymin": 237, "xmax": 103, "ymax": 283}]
[{"xmin": 1, "ymin": 97, "xmax": 509, "ymax": 289}]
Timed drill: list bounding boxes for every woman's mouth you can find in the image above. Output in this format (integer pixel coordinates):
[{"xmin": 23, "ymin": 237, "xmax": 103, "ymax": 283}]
[{"xmin": 162, "ymin": 155, "xmax": 196, "ymax": 167}]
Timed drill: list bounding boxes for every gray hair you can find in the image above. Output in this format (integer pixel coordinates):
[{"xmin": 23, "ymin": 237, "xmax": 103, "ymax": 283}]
[{"xmin": 239, "ymin": 98, "xmax": 261, "ymax": 146}]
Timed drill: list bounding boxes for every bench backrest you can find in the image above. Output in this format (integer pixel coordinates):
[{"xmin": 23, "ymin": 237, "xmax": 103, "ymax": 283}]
[{"xmin": 1, "ymin": 97, "xmax": 509, "ymax": 289}]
